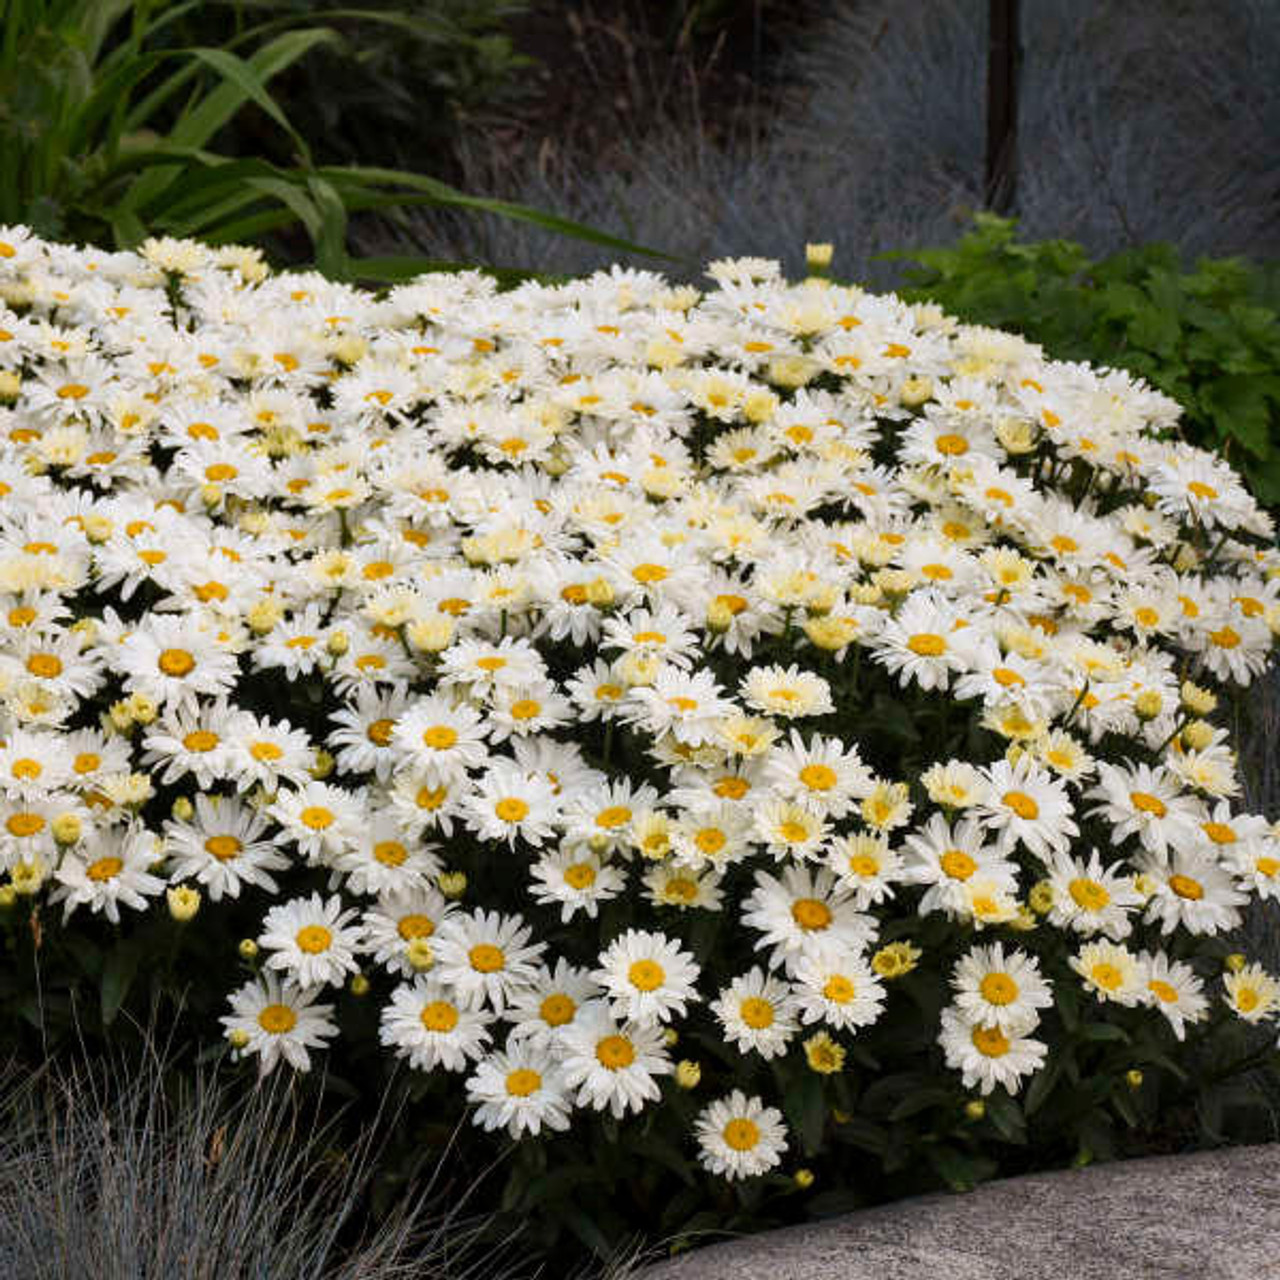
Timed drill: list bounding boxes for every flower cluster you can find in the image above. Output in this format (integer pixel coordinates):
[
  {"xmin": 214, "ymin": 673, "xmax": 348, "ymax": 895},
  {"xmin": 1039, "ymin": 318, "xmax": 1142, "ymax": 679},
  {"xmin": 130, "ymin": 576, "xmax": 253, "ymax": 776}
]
[{"xmin": 1, "ymin": 227, "xmax": 1278, "ymax": 1184}]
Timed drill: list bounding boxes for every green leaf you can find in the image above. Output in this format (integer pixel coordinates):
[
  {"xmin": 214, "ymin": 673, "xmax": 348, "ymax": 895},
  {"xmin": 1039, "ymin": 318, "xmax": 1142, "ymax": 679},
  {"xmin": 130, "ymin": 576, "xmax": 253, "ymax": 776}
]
[
  {"xmin": 926, "ymin": 1144, "xmax": 997, "ymax": 1192},
  {"xmin": 100, "ymin": 939, "xmax": 141, "ymax": 1026},
  {"xmin": 1201, "ymin": 374, "xmax": 1278, "ymax": 458},
  {"xmin": 1077, "ymin": 1022, "xmax": 1130, "ymax": 1044},
  {"xmin": 983, "ymin": 1089, "xmax": 1027, "ymax": 1144},
  {"xmin": 1024, "ymin": 1056, "xmax": 1063, "ymax": 1117}
]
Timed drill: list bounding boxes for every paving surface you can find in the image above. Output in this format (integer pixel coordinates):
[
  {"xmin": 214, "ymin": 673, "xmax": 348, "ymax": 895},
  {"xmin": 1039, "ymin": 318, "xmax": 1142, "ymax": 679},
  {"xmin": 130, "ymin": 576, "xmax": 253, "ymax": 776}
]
[{"xmin": 638, "ymin": 1145, "xmax": 1280, "ymax": 1280}]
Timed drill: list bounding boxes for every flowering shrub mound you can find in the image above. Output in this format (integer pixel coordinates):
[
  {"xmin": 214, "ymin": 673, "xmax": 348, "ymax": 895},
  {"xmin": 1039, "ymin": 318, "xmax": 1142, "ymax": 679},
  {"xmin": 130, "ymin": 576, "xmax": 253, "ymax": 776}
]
[{"xmin": 2, "ymin": 228, "xmax": 1279, "ymax": 1253}]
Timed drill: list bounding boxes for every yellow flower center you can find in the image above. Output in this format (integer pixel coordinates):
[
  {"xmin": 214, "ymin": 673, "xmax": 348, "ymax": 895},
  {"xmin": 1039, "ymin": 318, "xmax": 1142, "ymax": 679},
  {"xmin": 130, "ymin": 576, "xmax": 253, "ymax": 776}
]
[
  {"xmin": 495, "ymin": 797, "xmax": 530, "ymax": 823},
  {"xmin": 1256, "ymin": 857, "xmax": 1280, "ymax": 878},
  {"xmin": 595, "ymin": 1034, "xmax": 636, "ymax": 1070},
  {"xmin": 940, "ymin": 849, "xmax": 977, "ymax": 880},
  {"xmin": 205, "ymin": 835, "xmax": 242, "ymax": 861},
  {"xmin": 26, "ymin": 653, "xmax": 63, "ymax": 678},
  {"xmin": 779, "ymin": 820, "xmax": 810, "ymax": 843},
  {"xmin": 628, "ymin": 959, "xmax": 666, "ymax": 991},
  {"xmin": 158, "ymin": 648, "xmax": 196, "ymax": 677},
  {"xmin": 420, "ymin": 1001, "xmax": 459, "ymax": 1032},
  {"xmin": 907, "ymin": 632, "xmax": 946, "ymax": 656},
  {"xmin": 595, "ymin": 805, "xmax": 632, "ymax": 828},
  {"xmin": 714, "ymin": 776, "xmax": 750, "ymax": 799},
  {"xmin": 934, "ymin": 433, "xmax": 970, "ymax": 456},
  {"xmin": 992, "ymin": 667, "xmax": 1024, "ymax": 687},
  {"xmin": 250, "ymin": 741, "xmax": 283, "ymax": 761},
  {"xmin": 1090, "ymin": 963, "xmax": 1123, "ymax": 991},
  {"xmin": 6, "ymin": 813, "xmax": 44, "ymax": 837},
  {"xmin": 510, "ymin": 699, "xmax": 541, "ymax": 720},
  {"xmin": 1201, "ymin": 822, "xmax": 1237, "ymax": 845},
  {"xmin": 1134, "ymin": 607, "xmax": 1160, "ymax": 628},
  {"xmin": 1003, "ymin": 790, "xmax": 1039, "ymax": 820},
  {"xmin": 722, "ymin": 1118, "xmax": 761, "ymax": 1151},
  {"xmin": 1129, "ymin": 791, "xmax": 1167, "ymax": 817},
  {"xmin": 73, "ymin": 751, "xmax": 102, "ymax": 774},
  {"xmin": 971, "ymin": 1025, "xmax": 1011, "ymax": 1057},
  {"xmin": 1069, "ymin": 878, "xmax": 1111, "ymax": 910},
  {"xmin": 373, "ymin": 840, "xmax": 408, "ymax": 866},
  {"xmin": 739, "ymin": 996, "xmax": 775, "ymax": 1029},
  {"xmin": 86, "ymin": 856, "xmax": 123, "ymax": 881},
  {"xmin": 1188, "ymin": 481, "xmax": 1219, "ymax": 500},
  {"xmin": 296, "ymin": 925, "xmax": 332, "ymax": 954},
  {"xmin": 11, "ymin": 759, "xmax": 41, "ymax": 780},
  {"xmin": 1168, "ymin": 873, "xmax": 1203, "ymax": 901},
  {"xmin": 258, "ymin": 1004, "xmax": 298, "ymax": 1034},
  {"xmin": 823, "ymin": 974, "xmax": 856, "ymax": 1004},
  {"xmin": 470, "ymin": 944, "xmax": 505, "ymax": 973},
  {"xmin": 1237, "ymin": 988, "xmax": 1260, "ymax": 1013},
  {"xmin": 505, "ymin": 1068, "xmax": 541, "ymax": 1097},
  {"xmin": 1209, "ymin": 626, "xmax": 1240, "ymax": 649},
  {"xmin": 1148, "ymin": 979, "xmax": 1179, "ymax": 1004},
  {"xmin": 980, "ymin": 973, "xmax": 1019, "ymax": 1005},
  {"xmin": 631, "ymin": 563, "xmax": 668, "ymax": 584},
  {"xmin": 397, "ymin": 914, "xmax": 434, "ymax": 940},
  {"xmin": 366, "ymin": 718, "xmax": 395, "ymax": 746},
  {"xmin": 540, "ymin": 993, "xmax": 576, "ymax": 1026},
  {"xmin": 564, "ymin": 862, "xmax": 596, "ymax": 889},
  {"xmin": 183, "ymin": 730, "xmax": 219, "ymax": 753},
  {"xmin": 798, "ymin": 763, "xmax": 838, "ymax": 791},
  {"xmin": 422, "ymin": 726, "xmax": 458, "ymax": 750},
  {"xmin": 300, "ymin": 806, "xmax": 334, "ymax": 831},
  {"xmin": 791, "ymin": 897, "xmax": 833, "ymax": 931}
]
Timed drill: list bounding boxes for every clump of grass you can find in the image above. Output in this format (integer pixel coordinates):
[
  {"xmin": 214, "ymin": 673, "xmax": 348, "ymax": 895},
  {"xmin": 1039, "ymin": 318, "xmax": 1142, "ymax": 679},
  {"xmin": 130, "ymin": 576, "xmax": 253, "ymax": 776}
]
[
  {"xmin": 389, "ymin": 0, "xmax": 1279, "ymax": 279},
  {"xmin": 0, "ymin": 1040, "xmax": 519, "ymax": 1280}
]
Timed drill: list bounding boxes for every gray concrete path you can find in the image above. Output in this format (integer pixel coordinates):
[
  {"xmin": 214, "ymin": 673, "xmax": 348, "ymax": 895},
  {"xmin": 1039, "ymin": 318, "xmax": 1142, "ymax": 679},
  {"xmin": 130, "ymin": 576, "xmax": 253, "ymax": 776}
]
[{"xmin": 638, "ymin": 1145, "xmax": 1280, "ymax": 1280}]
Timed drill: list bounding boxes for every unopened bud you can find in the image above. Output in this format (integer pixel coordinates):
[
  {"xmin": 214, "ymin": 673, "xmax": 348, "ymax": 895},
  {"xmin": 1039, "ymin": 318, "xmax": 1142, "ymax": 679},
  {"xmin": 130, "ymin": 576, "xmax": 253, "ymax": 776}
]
[
  {"xmin": 407, "ymin": 938, "xmax": 435, "ymax": 971},
  {"xmin": 171, "ymin": 796, "xmax": 194, "ymax": 822},
  {"xmin": 167, "ymin": 885, "xmax": 201, "ymax": 921},
  {"xmin": 238, "ymin": 939, "xmax": 259, "ymax": 961},
  {"xmin": 965, "ymin": 1099, "xmax": 986, "ymax": 1121},
  {"xmin": 1125, "ymin": 1069, "xmax": 1143, "ymax": 1089},
  {"xmin": 674, "ymin": 1059, "xmax": 701, "ymax": 1089},
  {"xmin": 438, "ymin": 870, "xmax": 467, "ymax": 900}
]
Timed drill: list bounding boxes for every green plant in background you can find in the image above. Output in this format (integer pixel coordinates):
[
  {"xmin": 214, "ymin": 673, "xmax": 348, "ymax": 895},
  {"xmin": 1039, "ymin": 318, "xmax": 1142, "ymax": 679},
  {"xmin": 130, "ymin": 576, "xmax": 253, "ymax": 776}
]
[
  {"xmin": 889, "ymin": 215, "xmax": 1280, "ymax": 508},
  {"xmin": 0, "ymin": 0, "xmax": 656, "ymax": 280}
]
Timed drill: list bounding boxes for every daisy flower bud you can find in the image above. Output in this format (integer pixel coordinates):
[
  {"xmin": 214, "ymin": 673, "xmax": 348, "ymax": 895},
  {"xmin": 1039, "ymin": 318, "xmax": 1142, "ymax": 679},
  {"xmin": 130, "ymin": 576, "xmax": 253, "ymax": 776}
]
[
  {"xmin": 803, "ymin": 1031, "xmax": 845, "ymax": 1074},
  {"xmin": 167, "ymin": 886, "xmax": 201, "ymax": 922},
  {"xmin": 964, "ymin": 1099, "xmax": 986, "ymax": 1121},
  {"xmin": 171, "ymin": 796, "xmax": 195, "ymax": 822},
  {"xmin": 238, "ymin": 939, "xmax": 259, "ymax": 961},
  {"xmin": 794, "ymin": 1167, "xmax": 816, "ymax": 1189},
  {"xmin": 309, "ymin": 748, "xmax": 335, "ymax": 780},
  {"xmin": 326, "ymin": 631, "xmax": 349, "ymax": 657},
  {"xmin": 1126, "ymin": 1069, "xmax": 1144, "ymax": 1089},
  {"xmin": 51, "ymin": 813, "xmax": 83, "ymax": 845},
  {"xmin": 350, "ymin": 973, "xmax": 371, "ymax": 996},
  {"xmin": 586, "ymin": 577, "xmax": 615, "ymax": 608},
  {"xmin": 872, "ymin": 941, "xmax": 922, "ymax": 979},
  {"xmin": 805, "ymin": 242, "xmax": 833, "ymax": 270},
  {"xmin": 899, "ymin": 376, "xmax": 933, "ymax": 408},
  {"xmin": 1225, "ymin": 953, "xmax": 1246, "ymax": 973},
  {"xmin": 407, "ymin": 615, "xmax": 454, "ymax": 653},
  {"xmin": 11, "ymin": 858, "xmax": 45, "ymax": 895},
  {"xmin": 108, "ymin": 700, "xmax": 134, "ymax": 732},
  {"xmin": 0, "ymin": 370, "xmax": 21, "ymax": 401},
  {"xmin": 438, "ymin": 871, "xmax": 467, "ymax": 899},
  {"xmin": 675, "ymin": 1059, "xmax": 701, "ymax": 1089},
  {"xmin": 227, "ymin": 1028, "xmax": 250, "ymax": 1050},
  {"xmin": 407, "ymin": 938, "xmax": 436, "ymax": 971},
  {"xmin": 1181, "ymin": 719, "xmax": 1214, "ymax": 751}
]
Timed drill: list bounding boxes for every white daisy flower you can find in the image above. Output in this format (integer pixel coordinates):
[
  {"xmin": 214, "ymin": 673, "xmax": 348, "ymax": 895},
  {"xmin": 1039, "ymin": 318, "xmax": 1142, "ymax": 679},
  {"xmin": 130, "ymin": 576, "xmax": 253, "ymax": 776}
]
[
  {"xmin": 950, "ymin": 943, "xmax": 1053, "ymax": 1034},
  {"xmin": 938, "ymin": 1006, "xmax": 1048, "ymax": 1096},
  {"xmin": 360, "ymin": 887, "xmax": 455, "ymax": 979},
  {"xmin": 504, "ymin": 959, "xmax": 601, "ymax": 1053},
  {"xmin": 1133, "ymin": 847, "xmax": 1247, "ymax": 936},
  {"xmin": 268, "ymin": 781, "xmax": 363, "ymax": 865},
  {"xmin": 463, "ymin": 760, "xmax": 560, "ymax": 849},
  {"xmin": 164, "ymin": 793, "xmax": 288, "ymax": 901},
  {"xmin": 529, "ymin": 845, "xmax": 626, "ymax": 922},
  {"xmin": 330, "ymin": 809, "xmax": 443, "ymax": 897},
  {"xmin": 792, "ymin": 945, "xmax": 886, "ymax": 1033},
  {"xmin": 694, "ymin": 1090, "xmax": 788, "ymax": 1180},
  {"xmin": 378, "ymin": 976, "xmax": 494, "ymax": 1072},
  {"xmin": 1069, "ymin": 940, "xmax": 1146, "ymax": 1006},
  {"xmin": 221, "ymin": 973, "xmax": 337, "ymax": 1075},
  {"xmin": 557, "ymin": 1004, "xmax": 673, "ymax": 1118},
  {"xmin": 1141, "ymin": 951, "xmax": 1208, "ymax": 1040},
  {"xmin": 710, "ymin": 967, "xmax": 800, "ymax": 1060},
  {"xmin": 742, "ymin": 864, "xmax": 877, "ymax": 973},
  {"xmin": 466, "ymin": 1042, "xmax": 572, "ymax": 1138},
  {"xmin": 740, "ymin": 663, "xmax": 834, "ymax": 718},
  {"xmin": 762, "ymin": 730, "xmax": 874, "ymax": 818},
  {"xmin": 259, "ymin": 892, "xmax": 362, "ymax": 990},
  {"xmin": 1044, "ymin": 848, "xmax": 1143, "ymax": 941},
  {"xmin": 592, "ymin": 928, "xmax": 701, "ymax": 1025},
  {"xmin": 972, "ymin": 756, "xmax": 1078, "ymax": 860},
  {"xmin": 431, "ymin": 908, "xmax": 546, "ymax": 1011},
  {"xmin": 391, "ymin": 695, "xmax": 490, "ymax": 785},
  {"xmin": 50, "ymin": 824, "xmax": 166, "ymax": 923}
]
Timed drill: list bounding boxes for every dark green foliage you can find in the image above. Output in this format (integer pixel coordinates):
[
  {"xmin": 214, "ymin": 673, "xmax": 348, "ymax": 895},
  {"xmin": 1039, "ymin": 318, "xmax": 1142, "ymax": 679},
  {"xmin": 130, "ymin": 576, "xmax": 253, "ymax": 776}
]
[{"xmin": 889, "ymin": 215, "xmax": 1280, "ymax": 507}]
